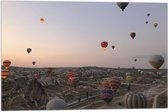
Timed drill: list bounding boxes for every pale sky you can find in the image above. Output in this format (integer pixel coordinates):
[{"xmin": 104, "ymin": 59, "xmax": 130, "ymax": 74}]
[{"xmin": 2, "ymin": 1, "xmax": 167, "ymax": 68}]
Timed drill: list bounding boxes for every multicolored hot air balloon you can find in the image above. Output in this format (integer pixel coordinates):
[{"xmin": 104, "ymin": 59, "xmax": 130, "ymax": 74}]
[
  {"xmin": 130, "ymin": 32, "xmax": 136, "ymax": 39},
  {"xmin": 108, "ymin": 77, "xmax": 121, "ymax": 92},
  {"xmin": 101, "ymin": 41, "xmax": 108, "ymax": 49},
  {"xmin": 27, "ymin": 48, "xmax": 32, "ymax": 53},
  {"xmin": 3, "ymin": 60, "xmax": 11, "ymax": 69},
  {"xmin": 117, "ymin": 2, "xmax": 129, "ymax": 11},
  {"xmin": 149, "ymin": 55, "xmax": 164, "ymax": 70},
  {"xmin": 124, "ymin": 92, "xmax": 147, "ymax": 108},
  {"xmin": 32, "ymin": 61, "xmax": 36, "ymax": 65},
  {"xmin": 101, "ymin": 88, "xmax": 114, "ymax": 104},
  {"xmin": 2, "ymin": 69, "xmax": 9, "ymax": 79}
]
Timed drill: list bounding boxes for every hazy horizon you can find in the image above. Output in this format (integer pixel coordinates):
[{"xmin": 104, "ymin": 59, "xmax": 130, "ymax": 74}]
[{"xmin": 2, "ymin": 1, "xmax": 167, "ymax": 69}]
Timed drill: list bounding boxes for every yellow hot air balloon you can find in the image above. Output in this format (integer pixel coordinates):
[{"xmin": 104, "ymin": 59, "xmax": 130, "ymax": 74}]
[
  {"xmin": 126, "ymin": 75, "xmax": 132, "ymax": 83},
  {"xmin": 3, "ymin": 60, "xmax": 11, "ymax": 69}
]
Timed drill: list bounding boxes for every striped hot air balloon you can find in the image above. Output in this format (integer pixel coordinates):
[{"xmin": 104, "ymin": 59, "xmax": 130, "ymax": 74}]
[
  {"xmin": 2, "ymin": 69, "xmax": 9, "ymax": 79},
  {"xmin": 108, "ymin": 77, "xmax": 121, "ymax": 92},
  {"xmin": 124, "ymin": 92, "xmax": 147, "ymax": 108},
  {"xmin": 101, "ymin": 80, "xmax": 111, "ymax": 89}
]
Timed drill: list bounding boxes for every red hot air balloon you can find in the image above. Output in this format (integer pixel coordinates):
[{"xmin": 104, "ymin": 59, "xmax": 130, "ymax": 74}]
[
  {"xmin": 101, "ymin": 41, "xmax": 108, "ymax": 49},
  {"xmin": 32, "ymin": 61, "xmax": 36, "ymax": 65},
  {"xmin": 108, "ymin": 77, "xmax": 121, "ymax": 92},
  {"xmin": 101, "ymin": 80, "xmax": 111, "ymax": 89},
  {"xmin": 3, "ymin": 60, "xmax": 11, "ymax": 69},
  {"xmin": 130, "ymin": 32, "xmax": 136, "ymax": 39}
]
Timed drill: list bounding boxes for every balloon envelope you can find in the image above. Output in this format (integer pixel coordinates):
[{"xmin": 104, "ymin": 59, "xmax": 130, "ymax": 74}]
[
  {"xmin": 46, "ymin": 98, "xmax": 67, "ymax": 110},
  {"xmin": 101, "ymin": 41, "xmax": 108, "ymax": 49},
  {"xmin": 27, "ymin": 48, "xmax": 31, "ymax": 53},
  {"xmin": 117, "ymin": 2, "xmax": 129, "ymax": 11},
  {"xmin": 32, "ymin": 61, "xmax": 36, "ymax": 65},
  {"xmin": 101, "ymin": 88, "xmax": 114, "ymax": 104},
  {"xmin": 130, "ymin": 32, "xmax": 136, "ymax": 39},
  {"xmin": 154, "ymin": 23, "xmax": 158, "ymax": 27},
  {"xmin": 3, "ymin": 60, "xmax": 11, "ymax": 69},
  {"xmin": 40, "ymin": 18, "xmax": 45, "ymax": 22},
  {"xmin": 149, "ymin": 55, "xmax": 164, "ymax": 70}
]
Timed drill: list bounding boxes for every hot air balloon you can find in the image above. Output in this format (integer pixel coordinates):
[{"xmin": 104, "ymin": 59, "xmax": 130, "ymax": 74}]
[
  {"xmin": 147, "ymin": 13, "xmax": 150, "ymax": 16},
  {"xmin": 40, "ymin": 18, "xmax": 45, "ymax": 23},
  {"xmin": 154, "ymin": 23, "xmax": 158, "ymax": 28},
  {"xmin": 32, "ymin": 61, "xmax": 36, "ymax": 65},
  {"xmin": 137, "ymin": 76, "xmax": 144, "ymax": 84},
  {"xmin": 117, "ymin": 2, "xmax": 129, "ymax": 11},
  {"xmin": 101, "ymin": 41, "xmax": 108, "ymax": 49},
  {"xmin": 126, "ymin": 72, "xmax": 131, "ymax": 76},
  {"xmin": 101, "ymin": 88, "xmax": 114, "ymax": 104},
  {"xmin": 66, "ymin": 70, "xmax": 75, "ymax": 81},
  {"xmin": 27, "ymin": 48, "xmax": 32, "ymax": 53},
  {"xmin": 71, "ymin": 77, "xmax": 79, "ymax": 87},
  {"xmin": 145, "ymin": 21, "xmax": 148, "ymax": 24},
  {"xmin": 111, "ymin": 45, "xmax": 115, "ymax": 50},
  {"xmin": 101, "ymin": 80, "xmax": 111, "ymax": 89},
  {"xmin": 149, "ymin": 55, "xmax": 164, "ymax": 70},
  {"xmin": 3, "ymin": 60, "xmax": 11, "ymax": 69},
  {"xmin": 126, "ymin": 75, "xmax": 133, "ymax": 83},
  {"xmin": 33, "ymin": 74, "xmax": 40, "ymax": 79},
  {"xmin": 108, "ymin": 77, "xmax": 121, "ymax": 92},
  {"xmin": 130, "ymin": 32, "xmax": 136, "ymax": 39},
  {"xmin": 124, "ymin": 92, "xmax": 147, "ymax": 108},
  {"xmin": 2, "ymin": 69, "xmax": 9, "ymax": 79},
  {"xmin": 47, "ymin": 68, "xmax": 53, "ymax": 77},
  {"xmin": 134, "ymin": 59, "xmax": 137, "ymax": 62},
  {"xmin": 46, "ymin": 98, "xmax": 67, "ymax": 110}
]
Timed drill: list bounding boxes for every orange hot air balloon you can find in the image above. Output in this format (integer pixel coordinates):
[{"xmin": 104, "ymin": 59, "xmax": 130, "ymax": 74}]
[
  {"xmin": 67, "ymin": 70, "xmax": 75, "ymax": 81},
  {"xmin": 40, "ymin": 18, "xmax": 45, "ymax": 23},
  {"xmin": 2, "ymin": 69, "xmax": 9, "ymax": 79},
  {"xmin": 3, "ymin": 60, "xmax": 11, "ymax": 69},
  {"xmin": 101, "ymin": 41, "xmax": 108, "ymax": 49},
  {"xmin": 32, "ymin": 61, "xmax": 36, "ymax": 65},
  {"xmin": 130, "ymin": 32, "xmax": 136, "ymax": 39},
  {"xmin": 112, "ymin": 45, "xmax": 115, "ymax": 50}
]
